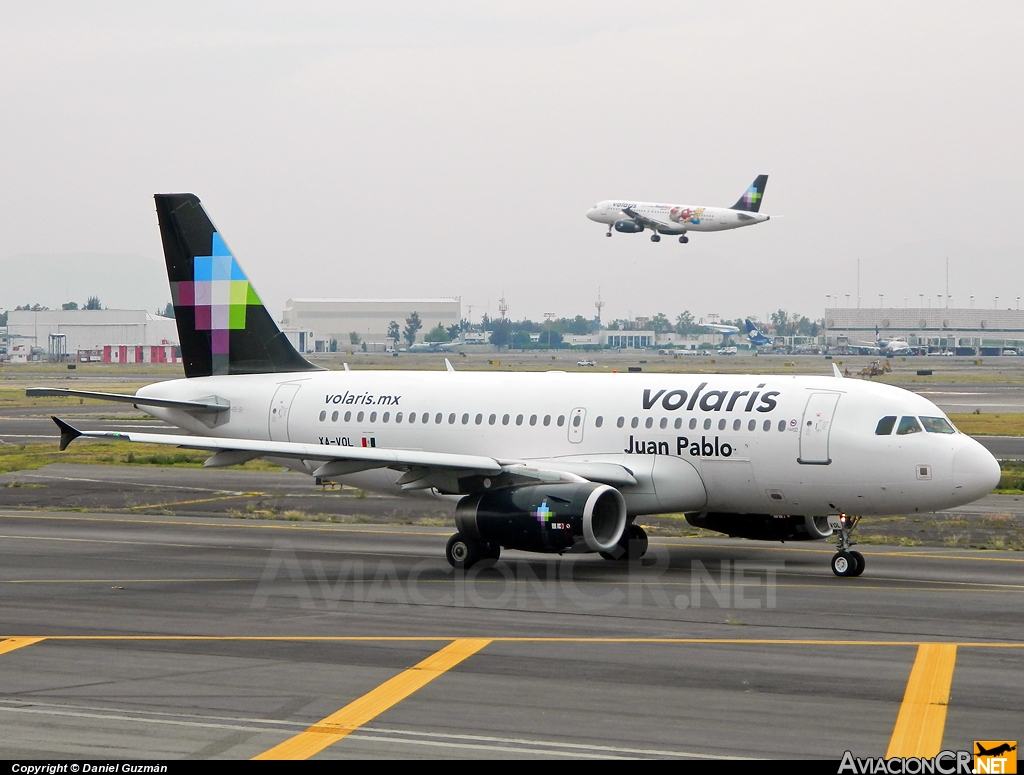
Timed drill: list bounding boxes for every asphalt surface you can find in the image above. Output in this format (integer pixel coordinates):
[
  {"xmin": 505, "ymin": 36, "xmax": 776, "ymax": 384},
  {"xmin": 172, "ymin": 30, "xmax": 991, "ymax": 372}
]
[
  {"xmin": 1, "ymin": 379, "xmax": 1023, "ymax": 759},
  {"xmin": 0, "ymin": 506, "xmax": 1022, "ymax": 759}
]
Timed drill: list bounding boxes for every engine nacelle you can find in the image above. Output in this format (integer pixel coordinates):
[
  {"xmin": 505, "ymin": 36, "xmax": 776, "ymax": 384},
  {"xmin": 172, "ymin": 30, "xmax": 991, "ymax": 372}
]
[
  {"xmin": 613, "ymin": 219, "xmax": 644, "ymax": 233},
  {"xmin": 455, "ymin": 483, "xmax": 627, "ymax": 554},
  {"xmin": 685, "ymin": 513, "xmax": 834, "ymax": 542}
]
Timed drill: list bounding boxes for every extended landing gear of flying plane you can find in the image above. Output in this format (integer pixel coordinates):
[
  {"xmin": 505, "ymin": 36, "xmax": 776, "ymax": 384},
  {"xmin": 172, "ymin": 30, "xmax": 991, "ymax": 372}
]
[
  {"xmin": 600, "ymin": 524, "xmax": 649, "ymax": 561},
  {"xmin": 445, "ymin": 532, "xmax": 500, "ymax": 570},
  {"xmin": 650, "ymin": 233, "xmax": 661, "ymax": 242},
  {"xmin": 830, "ymin": 514, "xmax": 864, "ymax": 577},
  {"xmin": 606, "ymin": 229, "xmax": 613, "ymax": 237},
  {"xmin": 678, "ymin": 235, "xmax": 689, "ymax": 244}
]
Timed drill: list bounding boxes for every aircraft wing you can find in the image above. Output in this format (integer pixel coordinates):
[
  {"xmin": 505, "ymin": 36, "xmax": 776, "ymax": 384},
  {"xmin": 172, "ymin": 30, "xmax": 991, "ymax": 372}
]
[
  {"xmin": 620, "ymin": 206, "xmax": 674, "ymax": 231},
  {"xmin": 51, "ymin": 417, "xmax": 637, "ymax": 493}
]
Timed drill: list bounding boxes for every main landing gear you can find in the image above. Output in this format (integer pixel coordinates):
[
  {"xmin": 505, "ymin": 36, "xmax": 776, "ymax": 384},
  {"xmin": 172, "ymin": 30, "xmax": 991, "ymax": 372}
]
[
  {"xmin": 678, "ymin": 235, "xmax": 689, "ymax": 243},
  {"xmin": 830, "ymin": 514, "xmax": 865, "ymax": 577},
  {"xmin": 600, "ymin": 524, "xmax": 649, "ymax": 561},
  {"xmin": 445, "ymin": 532, "xmax": 500, "ymax": 570},
  {"xmin": 650, "ymin": 233, "xmax": 661, "ymax": 242}
]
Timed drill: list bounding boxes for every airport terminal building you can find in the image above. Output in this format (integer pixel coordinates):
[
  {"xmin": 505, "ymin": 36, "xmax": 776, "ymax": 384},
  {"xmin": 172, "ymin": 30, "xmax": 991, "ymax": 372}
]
[
  {"xmin": 4, "ymin": 308, "xmax": 179, "ymax": 362},
  {"xmin": 824, "ymin": 307, "xmax": 1024, "ymax": 354},
  {"xmin": 281, "ymin": 298, "xmax": 462, "ymax": 351}
]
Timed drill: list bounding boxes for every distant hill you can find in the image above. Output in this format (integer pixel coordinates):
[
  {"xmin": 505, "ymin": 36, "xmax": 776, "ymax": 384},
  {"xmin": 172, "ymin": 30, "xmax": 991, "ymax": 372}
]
[{"xmin": 0, "ymin": 253, "xmax": 170, "ymax": 313}]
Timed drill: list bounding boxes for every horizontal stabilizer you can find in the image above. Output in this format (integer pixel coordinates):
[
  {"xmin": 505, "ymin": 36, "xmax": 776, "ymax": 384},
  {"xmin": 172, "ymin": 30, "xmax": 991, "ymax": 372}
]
[
  {"xmin": 51, "ymin": 416, "xmax": 83, "ymax": 451},
  {"xmin": 28, "ymin": 388, "xmax": 229, "ymax": 413}
]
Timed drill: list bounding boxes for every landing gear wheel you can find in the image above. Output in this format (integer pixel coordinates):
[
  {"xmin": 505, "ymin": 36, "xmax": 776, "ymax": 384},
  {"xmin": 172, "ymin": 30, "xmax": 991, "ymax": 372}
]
[
  {"xmin": 831, "ymin": 551, "xmax": 857, "ymax": 577},
  {"xmin": 606, "ymin": 231, "xmax": 612, "ymax": 237},
  {"xmin": 446, "ymin": 532, "xmax": 484, "ymax": 570},
  {"xmin": 484, "ymin": 543, "xmax": 501, "ymax": 561},
  {"xmin": 678, "ymin": 235, "xmax": 689, "ymax": 244},
  {"xmin": 849, "ymin": 550, "xmax": 865, "ymax": 577},
  {"xmin": 599, "ymin": 524, "xmax": 648, "ymax": 561},
  {"xmin": 650, "ymin": 234, "xmax": 661, "ymax": 242}
]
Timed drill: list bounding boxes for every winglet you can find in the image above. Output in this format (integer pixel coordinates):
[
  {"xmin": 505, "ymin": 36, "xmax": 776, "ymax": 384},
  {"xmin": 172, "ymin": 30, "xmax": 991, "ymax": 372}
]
[
  {"xmin": 832, "ymin": 363, "xmax": 843, "ymax": 378},
  {"xmin": 445, "ymin": 358, "xmax": 455, "ymax": 372},
  {"xmin": 51, "ymin": 416, "xmax": 83, "ymax": 451}
]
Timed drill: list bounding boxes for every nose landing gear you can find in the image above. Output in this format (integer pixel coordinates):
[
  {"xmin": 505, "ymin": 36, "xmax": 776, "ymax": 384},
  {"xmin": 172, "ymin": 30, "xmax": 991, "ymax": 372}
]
[{"xmin": 830, "ymin": 514, "xmax": 864, "ymax": 577}]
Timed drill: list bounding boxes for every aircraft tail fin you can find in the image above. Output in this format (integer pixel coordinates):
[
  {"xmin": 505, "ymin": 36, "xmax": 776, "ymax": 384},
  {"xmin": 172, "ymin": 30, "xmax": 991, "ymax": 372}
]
[
  {"xmin": 730, "ymin": 175, "xmax": 768, "ymax": 212},
  {"xmin": 745, "ymin": 319, "xmax": 759, "ymax": 335},
  {"xmin": 154, "ymin": 194, "xmax": 319, "ymax": 378}
]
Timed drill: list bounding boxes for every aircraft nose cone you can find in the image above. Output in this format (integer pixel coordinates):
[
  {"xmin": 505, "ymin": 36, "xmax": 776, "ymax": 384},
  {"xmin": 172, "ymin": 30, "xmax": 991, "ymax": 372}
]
[
  {"xmin": 586, "ymin": 208, "xmax": 600, "ymax": 221},
  {"xmin": 952, "ymin": 441, "xmax": 1001, "ymax": 501}
]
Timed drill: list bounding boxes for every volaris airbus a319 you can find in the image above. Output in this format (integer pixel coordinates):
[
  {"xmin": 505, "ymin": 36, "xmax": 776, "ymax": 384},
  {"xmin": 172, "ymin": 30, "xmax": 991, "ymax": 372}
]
[{"xmin": 35, "ymin": 194, "xmax": 999, "ymax": 578}]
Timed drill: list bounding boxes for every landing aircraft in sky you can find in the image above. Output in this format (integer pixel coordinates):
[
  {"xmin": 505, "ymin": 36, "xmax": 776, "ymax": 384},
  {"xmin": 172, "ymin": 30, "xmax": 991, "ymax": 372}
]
[
  {"xmin": 36, "ymin": 194, "xmax": 1000, "ymax": 577},
  {"xmin": 586, "ymin": 175, "xmax": 770, "ymax": 243}
]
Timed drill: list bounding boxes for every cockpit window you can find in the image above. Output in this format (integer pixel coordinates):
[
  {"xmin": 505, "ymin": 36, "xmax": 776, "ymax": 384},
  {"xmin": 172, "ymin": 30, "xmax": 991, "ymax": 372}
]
[
  {"xmin": 875, "ymin": 416, "xmax": 897, "ymax": 435},
  {"xmin": 896, "ymin": 416, "xmax": 923, "ymax": 435},
  {"xmin": 919, "ymin": 416, "xmax": 956, "ymax": 434}
]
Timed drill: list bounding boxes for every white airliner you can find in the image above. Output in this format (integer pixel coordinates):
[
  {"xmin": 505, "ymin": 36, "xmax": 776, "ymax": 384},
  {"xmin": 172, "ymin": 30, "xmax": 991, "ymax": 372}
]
[
  {"xmin": 587, "ymin": 175, "xmax": 771, "ymax": 243},
  {"xmin": 36, "ymin": 194, "xmax": 999, "ymax": 579},
  {"xmin": 854, "ymin": 327, "xmax": 913, "ymax": 356}
]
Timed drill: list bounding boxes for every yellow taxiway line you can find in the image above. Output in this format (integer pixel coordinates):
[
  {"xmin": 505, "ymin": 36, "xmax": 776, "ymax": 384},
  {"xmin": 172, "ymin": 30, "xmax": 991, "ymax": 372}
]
[
  {"xmin": 0, "ymin": 637, "xmax": 45, "ymax": 656},
  {"xmin": 253, "ymin": 638, "xmax": 491, "ymax": 760},
  {"xmin": 886, "ymin": 644, "xmax": 958, "ymax": 758}
]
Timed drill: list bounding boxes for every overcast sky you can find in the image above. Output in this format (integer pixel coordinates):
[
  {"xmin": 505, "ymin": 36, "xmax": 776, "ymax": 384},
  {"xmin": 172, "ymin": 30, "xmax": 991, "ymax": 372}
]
[{"xmin": 1, "ymin": 2, "xmax": 1022, "ymax": 323}]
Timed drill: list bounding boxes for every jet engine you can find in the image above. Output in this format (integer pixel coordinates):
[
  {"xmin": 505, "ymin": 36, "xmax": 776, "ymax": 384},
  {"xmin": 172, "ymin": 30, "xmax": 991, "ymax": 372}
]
[
  {"xmin": 455, "ymin": 483, "xmax": 627, "ymax": 554},
  {"xmin": 613, "ymin": 219, "xmax": 644, "ymax": 233},
  {"xmin": 685, "ymin": 513, "xmax": 833, "ymax": 541}
]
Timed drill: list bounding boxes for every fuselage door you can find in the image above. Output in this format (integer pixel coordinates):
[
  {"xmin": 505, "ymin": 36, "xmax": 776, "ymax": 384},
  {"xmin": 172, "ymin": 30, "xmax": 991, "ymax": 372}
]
[
  {"xmin": 798, "ymin": 392, "xmax": 840, "ymax": 464},
  {"xmin": 269, "ymin": 383, "xmax": 302, "ymax": 442},
  {"xmin": 568, "ymin": 407, "xmax": 586, "ymax": 443}
]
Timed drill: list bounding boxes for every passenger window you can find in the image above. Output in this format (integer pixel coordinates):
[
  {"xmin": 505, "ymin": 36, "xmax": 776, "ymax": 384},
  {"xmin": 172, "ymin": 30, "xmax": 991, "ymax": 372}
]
[
  {"xmin": 395, "ymin": 412, "xmax": 403, "ymax": 423},
  {"xmin": 778, "ymin": 420, "xmax": 785, "ymax": 431},
  {"xmin": 631, "ymin": 417, "xmax": 639, "ymax": 428},
  {"xmin": 689, "ymin": 418, "xmax": 697, "ymax": 430},
  {"xmin": 595, "ymin": 416, "xmax": 603, "ymax": 428},
  {"xmin": 617, "ymin": 417, "xmax": 625, "ymax": 428},
  {"xmin": 897, "ymin": 416, "xmax": 922, "ymax": 435},
  {"xmin": 645, "ymin": 417, "xmax": 653, "ymax": 429},
  {"xmin": 572, "ymin": 415, "xmax": 581, "ymax": 427},
  {"xmin": 448, "ymin": 413, "xmax": 456, "ymax": 424},
  {"xmin": 344, "ymin": 411, "xmax": 351, "ymax": 422},
  {"xmin": 763, "ymin": 420, "xmax": 771, "ymax": 431},
  {"xmin": 475, "ymin": 413, "xmax": 483, "ymax": 425},
  {"xmin": 422, "ymin": 412, "xmax": 429, "ymax": 423},
  {"xmin": 435, "ymin": 413, "xmax": 443, "ymax": 424},
  {"xmin": 488, "ymin": 414, "xmax": 496, "ymax": 425},
  {"xmin": 331, "ymin": 411, "xmax": 339, "ymax": 422},
  {"xmin": 369, "ymin": 411, "xmax": 376, "ymax": 422},
  {"xmin": 718, "ymin": 419, "xmax": 726, "ymax": 430},
  {"xmin": 733, "ymin": 419, "xmax": 741, "ymax": 431},
  {"xmin": 674, "ymin": 418, "xmax": 682, "ymax": 429},
  {"xmin": 875, "ymin": 416, "xmax": 897, "ymax": 435},
  {"xmin": 748, "ymin": 419, "xmax": 756, "ymax": 431},
  {"xmin": 660, "ymin": 417, "xmax": 667, "ymax": 429},
  {"xmin": 462, "ymin": 413, "xmax": 470, "ymax": 424},
  {"xmin": 530, "ymin": 415, "xmax": 537, "ymax": 426},
  {"xmin": 319, "ymin": 411, "xmax": 326, "ymax": 422},
  {"xmin": 516, "ymin": 414, "xmax": 524, "ymax": 426},
  {"xmin": 703, "ymin": 418, "xmax": 712, "ymax": 430},
  {"xmin": 356, "ymin": 411, "xmax": 364, "ymax": 422},
  {"xmin": 543, "ymin": 415, "xmax": 551, "ymax": 426},
  {"xmin": 408, "ymin": 412, "xmax": 416, "ymax": 424},
  {"xmin": 502, "ymin": 414, "xmax": 510, "ymax": 425},
  {"xmin": 383, "ymin": 412, "xmax": 390, "ymax": 423},
  {"xmin": 920, "ymin": 416, "xmax": 956, "ymax": 434},
  {"xmin": 557, "ymin": 415, "xmax": 565, "ymax": 427}
]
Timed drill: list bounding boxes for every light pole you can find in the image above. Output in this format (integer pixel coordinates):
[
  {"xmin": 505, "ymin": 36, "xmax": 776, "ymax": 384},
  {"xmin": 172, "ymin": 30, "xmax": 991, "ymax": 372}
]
[
  {"xmin": 544, "ymin": 312, "xmax": 555, "ymax": 350},
  {"xmin": 995, "ymin": 296, "xmax": 999, "ymax": 309},
  {"xmin": 970, "ymin": 295, "xmax": 975, "ymax": 309},
  {"xmin": 879, "ymin": 294, "xmax": 884, "ymax": 308},
  {"xmin": 919, "ymin": 294, "xmax": 924, "ymax": 308}
]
